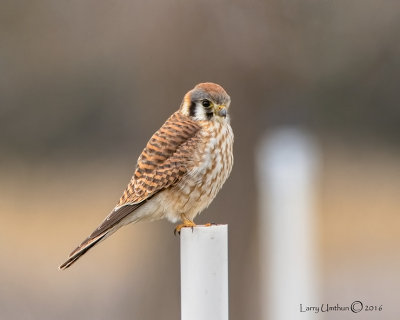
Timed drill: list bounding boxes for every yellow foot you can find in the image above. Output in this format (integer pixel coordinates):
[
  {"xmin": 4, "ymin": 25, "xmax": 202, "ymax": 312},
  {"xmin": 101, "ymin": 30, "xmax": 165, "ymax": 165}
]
[
  {"xmin": 174, "ymin": 220, "xmax": 196, "ymax": 236},
  {"xmin": 204, "ymin": 222, "xmax": 217, "ymax": 227}
]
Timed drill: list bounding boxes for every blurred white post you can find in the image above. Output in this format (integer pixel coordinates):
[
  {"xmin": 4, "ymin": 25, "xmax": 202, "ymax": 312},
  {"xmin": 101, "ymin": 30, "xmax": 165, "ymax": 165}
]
[
  {"xmin": 180, "ymin": 225, "xmax": 229, "ymax": 320},
  {"xmin": 257, "ymin": 128, "xmax": 319, "ymax": 320}
]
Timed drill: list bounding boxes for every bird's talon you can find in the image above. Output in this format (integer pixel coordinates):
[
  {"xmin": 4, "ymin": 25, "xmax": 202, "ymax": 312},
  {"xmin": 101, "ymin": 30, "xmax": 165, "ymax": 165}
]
[
  {"xmin": 174, "ymin": 220, "xmax": 197, "ymax": 236},
  {"xmin": 204, "ymin": 222, "xmax": 217, "ymax": 227},
  {"xmin": 174, "ymin": 226, "xmax": 180, "ymax": 236}
]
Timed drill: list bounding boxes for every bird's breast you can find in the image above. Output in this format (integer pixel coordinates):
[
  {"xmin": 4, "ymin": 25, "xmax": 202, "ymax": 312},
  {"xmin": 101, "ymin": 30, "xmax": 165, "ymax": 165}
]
[{"xmin": 163, "ymin": 121, "xmax": 234, "ymax": 222}]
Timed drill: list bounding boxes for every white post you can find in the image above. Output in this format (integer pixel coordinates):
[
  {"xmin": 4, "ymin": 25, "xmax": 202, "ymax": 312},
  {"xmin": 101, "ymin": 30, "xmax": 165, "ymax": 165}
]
[
  {"xmin": 180, "ymin": 225, "xmax": 229, "ymax": 320},
  {"xmin": 257, "ymin": 128, "xmax": 319, "ymax": 320}
]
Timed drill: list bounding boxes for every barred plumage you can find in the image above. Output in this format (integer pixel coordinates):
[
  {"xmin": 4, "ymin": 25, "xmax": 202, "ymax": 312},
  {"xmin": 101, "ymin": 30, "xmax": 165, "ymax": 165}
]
[{"xmin": 59, "ymin": 82, "xmax": 233, "ymax": 269}]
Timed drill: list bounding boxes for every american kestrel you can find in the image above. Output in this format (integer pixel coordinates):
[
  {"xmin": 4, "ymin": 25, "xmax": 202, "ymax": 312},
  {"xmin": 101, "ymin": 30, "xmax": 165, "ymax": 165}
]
[{"xmin": 59, "ymin": 82, "xmax": 234, "ymax": 270}]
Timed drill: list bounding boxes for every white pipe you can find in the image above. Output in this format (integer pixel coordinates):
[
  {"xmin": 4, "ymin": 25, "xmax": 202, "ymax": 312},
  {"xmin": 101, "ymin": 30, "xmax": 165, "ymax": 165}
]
[
  {"xmin": 257, "ymin": 128, "xmax": 319, "ymax": 320},
  {"xmin": 180, "ymin": 225, "xmax": 229, "ymax": 320}
]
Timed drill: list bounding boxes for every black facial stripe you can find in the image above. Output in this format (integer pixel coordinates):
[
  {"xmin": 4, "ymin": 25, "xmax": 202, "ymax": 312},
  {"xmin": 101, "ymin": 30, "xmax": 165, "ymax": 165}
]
[
  {"xmin": 189, "ymin": 101, "xmax": 196, "ymax": 117},
  {"xmin": 206, "ymin": 111, "xmax": 214, "ymax": 120}
]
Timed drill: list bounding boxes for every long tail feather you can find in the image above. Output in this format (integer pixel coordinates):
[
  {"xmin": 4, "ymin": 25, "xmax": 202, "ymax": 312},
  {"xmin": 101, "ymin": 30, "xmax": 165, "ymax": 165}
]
[
  {"xmin": 59, "ymin": 233, "xmax": 108, "ymax": 270},
  {"xmin": 59, "ymin": 203, "xmax": 145, "ymax": 270}
]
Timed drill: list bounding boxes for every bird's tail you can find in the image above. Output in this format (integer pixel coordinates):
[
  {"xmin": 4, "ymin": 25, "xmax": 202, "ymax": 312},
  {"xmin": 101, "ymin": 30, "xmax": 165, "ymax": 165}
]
[
  {"xmin": 59, "ymin": 203, "xmax": 145, "ymax": 270},
  {"xmin": 58, "ymin": 232, "xmax": 109, "ymax": 270}
]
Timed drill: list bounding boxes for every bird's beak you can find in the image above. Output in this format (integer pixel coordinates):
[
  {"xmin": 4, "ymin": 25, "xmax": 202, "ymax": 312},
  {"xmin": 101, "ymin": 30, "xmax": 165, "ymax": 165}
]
[{"xmin": 216, "ymin": 105, "xmax": 227, "ymax": 118}]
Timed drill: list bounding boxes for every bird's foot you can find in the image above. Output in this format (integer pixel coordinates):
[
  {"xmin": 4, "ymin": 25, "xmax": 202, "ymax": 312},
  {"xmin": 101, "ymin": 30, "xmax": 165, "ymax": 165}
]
[
  {"xmin": 174, "ymin": 220, "xmax": 197, "ymax": 236},
  {"xmin": 204, "ymin": 222, "xmax": 217, "ymax": 227}
]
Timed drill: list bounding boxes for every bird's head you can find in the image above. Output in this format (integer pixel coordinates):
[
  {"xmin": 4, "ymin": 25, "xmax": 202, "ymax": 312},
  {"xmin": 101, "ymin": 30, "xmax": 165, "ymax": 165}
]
[{"xmin": 180, "ymin": 82, "xmax": 231, "ymax": 122}]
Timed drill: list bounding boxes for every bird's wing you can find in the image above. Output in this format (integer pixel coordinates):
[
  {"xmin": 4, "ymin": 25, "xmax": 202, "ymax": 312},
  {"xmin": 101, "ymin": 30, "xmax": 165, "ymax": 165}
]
[
  {"xmin": 118, "ymin": 112, "xmax": 202, "ymax": 206},
  {"xmin": 59, "ymin": 112, "xmax": 201, "ymax": 269}
]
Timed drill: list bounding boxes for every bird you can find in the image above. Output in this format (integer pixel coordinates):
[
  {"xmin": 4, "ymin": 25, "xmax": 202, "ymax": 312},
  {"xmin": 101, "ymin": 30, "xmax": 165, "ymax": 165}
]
[{"xmin": 59, "ymin": 82, "xmax": 234, "ymax": 270}]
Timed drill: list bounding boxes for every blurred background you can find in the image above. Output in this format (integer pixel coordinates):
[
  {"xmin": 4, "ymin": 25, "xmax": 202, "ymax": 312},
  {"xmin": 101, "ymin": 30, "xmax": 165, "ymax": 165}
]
[{"xmin": 1, "ymin": 0, "xmax": 399, "ymax": 319}]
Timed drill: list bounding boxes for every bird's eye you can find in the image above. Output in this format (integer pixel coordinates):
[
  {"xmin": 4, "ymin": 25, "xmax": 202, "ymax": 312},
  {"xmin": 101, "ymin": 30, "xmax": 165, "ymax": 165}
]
[{"xmin": 202, "ymin": 99, "xmax": 211, "ymax": 108}]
